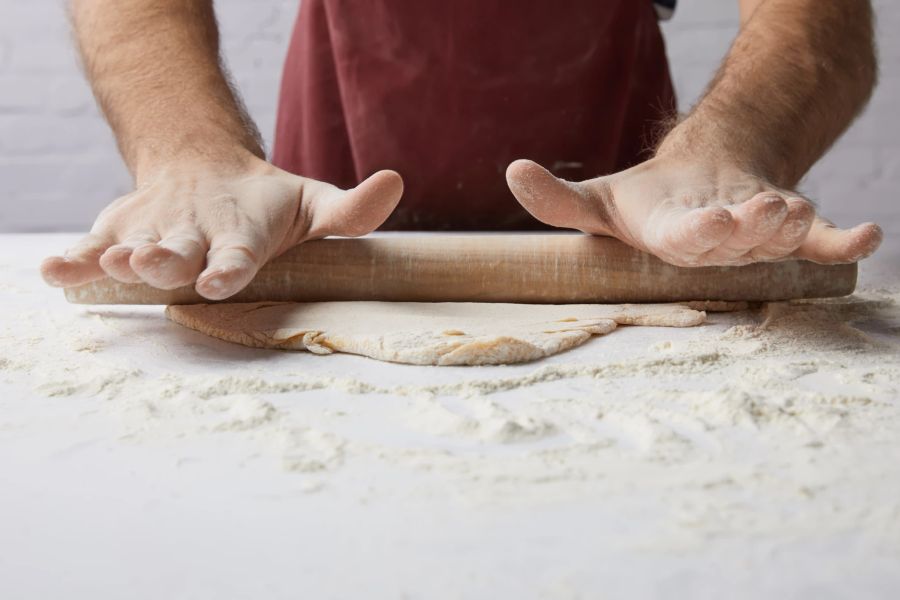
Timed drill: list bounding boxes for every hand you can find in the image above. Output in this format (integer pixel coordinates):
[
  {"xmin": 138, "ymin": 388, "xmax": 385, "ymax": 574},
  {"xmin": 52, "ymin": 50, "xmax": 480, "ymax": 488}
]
[
  {"xmin": 506, "ymin": 156, "xmax": 882, "ymax": 266},
  {"xmin": 41, "ymin": 153, "xmax": 403, "ymax": 299}
]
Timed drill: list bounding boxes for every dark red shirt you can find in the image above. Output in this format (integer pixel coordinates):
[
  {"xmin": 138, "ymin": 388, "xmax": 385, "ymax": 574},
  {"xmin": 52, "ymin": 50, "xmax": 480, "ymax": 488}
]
[{"xmin": 273, "ymin": 0, "xmax": 676, "ymax": 230}]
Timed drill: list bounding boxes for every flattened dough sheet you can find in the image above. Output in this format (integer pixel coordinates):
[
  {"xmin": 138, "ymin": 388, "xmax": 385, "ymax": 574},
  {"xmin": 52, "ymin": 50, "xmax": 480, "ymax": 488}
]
[{"xmin": 166, "ymin": 301, "xmax": 709, "ymax": 366}]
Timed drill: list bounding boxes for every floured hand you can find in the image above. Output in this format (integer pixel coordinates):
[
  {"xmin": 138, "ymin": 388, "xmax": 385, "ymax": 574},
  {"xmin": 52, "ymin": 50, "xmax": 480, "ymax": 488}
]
[
  {"xmin": 506, "ymin": 157, "xmax": 882, "ymax": 267},
  {"xmin": 41, "ymin": 155, "xmax": 403, "ymax": 300}
]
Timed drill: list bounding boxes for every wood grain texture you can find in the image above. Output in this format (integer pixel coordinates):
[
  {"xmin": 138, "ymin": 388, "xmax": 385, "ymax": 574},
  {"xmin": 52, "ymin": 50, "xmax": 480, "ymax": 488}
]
[{"xmin": 64, "ymin": 234, "xmax": 857, "ymax": 305}]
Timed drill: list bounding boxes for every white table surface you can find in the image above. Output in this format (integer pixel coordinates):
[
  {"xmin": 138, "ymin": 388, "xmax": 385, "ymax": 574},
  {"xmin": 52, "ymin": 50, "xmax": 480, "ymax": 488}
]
[{"xmin": 1, "ymin": 230, "xmax": 898, "ymax": 600}]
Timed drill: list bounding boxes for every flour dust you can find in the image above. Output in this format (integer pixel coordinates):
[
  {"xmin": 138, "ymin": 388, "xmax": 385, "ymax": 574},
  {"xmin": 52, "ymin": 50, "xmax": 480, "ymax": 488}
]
[{"xmin": 1, "ymin": 289, "xmax": 899, "ymax": 546}]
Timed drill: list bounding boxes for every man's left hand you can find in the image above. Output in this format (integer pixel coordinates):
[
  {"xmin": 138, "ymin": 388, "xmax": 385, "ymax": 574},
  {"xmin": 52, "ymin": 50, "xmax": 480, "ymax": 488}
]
[{"xmin": 506, "ymin": 157, "xmax": 882, "ymax": 266}]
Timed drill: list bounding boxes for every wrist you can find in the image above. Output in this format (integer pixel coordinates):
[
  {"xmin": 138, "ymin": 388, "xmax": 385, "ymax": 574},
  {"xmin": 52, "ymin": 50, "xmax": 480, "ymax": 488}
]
[
  {"xmin": 654, "ymin": 129, "xmax": 744, "ymax": 175},
  {"xmin": 133, "ymin": 143, "xmax": 265, "ymax": 185},
  {"xmin": 655, "ymin": 105, "xmax": 788, "ymax": 185}
]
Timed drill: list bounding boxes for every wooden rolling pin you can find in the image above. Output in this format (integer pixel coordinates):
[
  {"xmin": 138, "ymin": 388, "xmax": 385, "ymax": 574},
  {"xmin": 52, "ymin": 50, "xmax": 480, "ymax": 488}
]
[{"xmin": 64, "ymin": 234, "xmax": 856, "ymax": 305}]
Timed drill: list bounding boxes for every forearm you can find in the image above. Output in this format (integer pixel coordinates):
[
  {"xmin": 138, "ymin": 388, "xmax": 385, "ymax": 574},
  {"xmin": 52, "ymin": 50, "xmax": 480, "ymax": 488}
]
[
  {"xmin": 657, "ymin": 0, "xmax": 877, "ymax": 188},
  {"xmin": 71, "ymin": 0, "xmax": 263, "ymax": 180}
]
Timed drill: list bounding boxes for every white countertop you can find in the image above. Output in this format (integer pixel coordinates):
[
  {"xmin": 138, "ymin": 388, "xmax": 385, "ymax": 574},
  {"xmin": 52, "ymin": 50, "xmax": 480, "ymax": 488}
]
[{"xmin": 1, "ymin": 231, "xmax": 899, "ymax": 599}]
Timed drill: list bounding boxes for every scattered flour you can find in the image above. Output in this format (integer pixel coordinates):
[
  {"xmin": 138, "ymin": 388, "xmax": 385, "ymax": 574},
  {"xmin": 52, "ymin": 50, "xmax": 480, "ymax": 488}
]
[{"xmin": 1, "ymin": 287, "xmax": 899, "ymax": 546}]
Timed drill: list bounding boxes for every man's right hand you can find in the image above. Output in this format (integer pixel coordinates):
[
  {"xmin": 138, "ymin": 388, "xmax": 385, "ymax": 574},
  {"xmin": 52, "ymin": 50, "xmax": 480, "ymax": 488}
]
[{"xmin": 41, "ymin": 153, "xmax": 403, "ymax": 300}]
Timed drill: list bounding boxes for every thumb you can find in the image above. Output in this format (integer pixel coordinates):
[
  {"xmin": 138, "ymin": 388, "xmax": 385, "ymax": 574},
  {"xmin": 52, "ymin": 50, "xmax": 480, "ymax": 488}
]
[
  {"xmin": 307, "ymin": 170, "xmax": 404, "ymax": 238},
  {"xmin": 505, "ymin": 159, "xmax": 610, "ymax": 233}
]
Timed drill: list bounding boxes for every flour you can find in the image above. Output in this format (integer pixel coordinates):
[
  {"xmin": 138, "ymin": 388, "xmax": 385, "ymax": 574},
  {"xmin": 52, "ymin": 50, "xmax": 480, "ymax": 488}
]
[
  {"xmin": 2, "ymin": 287, "xmax": 899, "ymax": 544},
  {"xmin": 406, "ymin": 397, "xmax": 558, "ymax": 443}
]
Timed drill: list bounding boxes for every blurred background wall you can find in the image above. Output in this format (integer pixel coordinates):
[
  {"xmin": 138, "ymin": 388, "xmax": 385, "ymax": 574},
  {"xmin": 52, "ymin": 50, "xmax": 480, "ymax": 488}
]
[{"xmin": 1, "ymin": 0, "xmax": 897, "ymax": 232}]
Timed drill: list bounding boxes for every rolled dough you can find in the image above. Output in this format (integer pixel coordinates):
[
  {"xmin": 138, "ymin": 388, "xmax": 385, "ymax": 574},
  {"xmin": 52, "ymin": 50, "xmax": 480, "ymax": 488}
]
[{"xmin": 166, "ymin": 301, "xmax": 707, "ymax": 366}]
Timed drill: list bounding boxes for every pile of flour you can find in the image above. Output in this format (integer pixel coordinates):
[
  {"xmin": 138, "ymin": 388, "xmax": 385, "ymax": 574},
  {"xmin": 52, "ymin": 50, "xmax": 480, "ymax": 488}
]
[{"xmin": 2, "ymin": 287, "xmax": 898, "ymax": 545}]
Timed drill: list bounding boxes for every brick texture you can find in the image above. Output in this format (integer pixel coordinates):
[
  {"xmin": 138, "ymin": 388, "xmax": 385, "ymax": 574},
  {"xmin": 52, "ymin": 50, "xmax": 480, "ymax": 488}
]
[{"xmin": 1, "ymin": 0, "xmax": 897, "ymax": 232}]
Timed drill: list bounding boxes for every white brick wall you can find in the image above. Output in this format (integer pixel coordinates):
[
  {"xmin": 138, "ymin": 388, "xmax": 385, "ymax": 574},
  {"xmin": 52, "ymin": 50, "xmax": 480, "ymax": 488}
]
[{"xmin": 1, "ymin": 0, "xmax": 897, "ymax": 232}]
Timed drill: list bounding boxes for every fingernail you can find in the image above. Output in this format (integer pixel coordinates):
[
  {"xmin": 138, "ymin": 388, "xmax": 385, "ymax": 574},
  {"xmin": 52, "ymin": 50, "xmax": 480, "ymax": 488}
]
[{"xmin": 198, "ymin": 271, "xmax": 224, "ymax": 289}]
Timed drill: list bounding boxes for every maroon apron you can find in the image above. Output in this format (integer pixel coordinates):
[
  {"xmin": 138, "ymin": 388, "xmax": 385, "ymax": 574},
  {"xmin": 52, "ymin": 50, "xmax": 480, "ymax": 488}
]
[{"xmin": 273, "ymin": 0, "xmax": 676, "ymax": 230}]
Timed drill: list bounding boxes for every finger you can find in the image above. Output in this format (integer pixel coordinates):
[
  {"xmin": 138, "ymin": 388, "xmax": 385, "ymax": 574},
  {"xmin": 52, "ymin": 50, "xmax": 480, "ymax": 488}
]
[
  {"xmin": 749, "ymin": 197, "xmax": 815, "ymax": 260},
  {"xmin": 99, "ymin": 231, "xmax": 160, "ymax": 284},
  {"xmin": 505, "ymin": 159, "xmax": 607, "ymax": 233},
  {"xmin": 307, "ymin": 170, "xmax": 404, "ymax": 238},
  {"xmin": 130, "ymin": 228, "xmax": 208, "ymax": 290},
  {"xmin": 793, "ymin": 219, "xmax": 883, "ymax": 264},
  {"xmin": 195, "ymin": 234, "xmax": 266, "ymax": 301},
  {"xmin": 40, "ymin": 233, "xmax": 113, "ymax": 287},
  {"xmin": 648, "ymin": 206, "xmax": 735, "ymax": 264},
  {"xmin": 702, "ymin": 193, "xmax": 788, "ymax": 263}
]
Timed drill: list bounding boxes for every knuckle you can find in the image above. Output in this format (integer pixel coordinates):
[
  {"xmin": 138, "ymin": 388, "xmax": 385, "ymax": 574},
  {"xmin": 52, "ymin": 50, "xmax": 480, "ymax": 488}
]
[
  {"xmin": 791, "ymin": 200, "xmax": 816, "ymax": 220},
  {"xmin": 209, "ymin": 242, "xmax": 262, "ymax": 268},
  {"xmin": 230, "ymin": 244, "xmax": 260, "ymax": 264}
]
